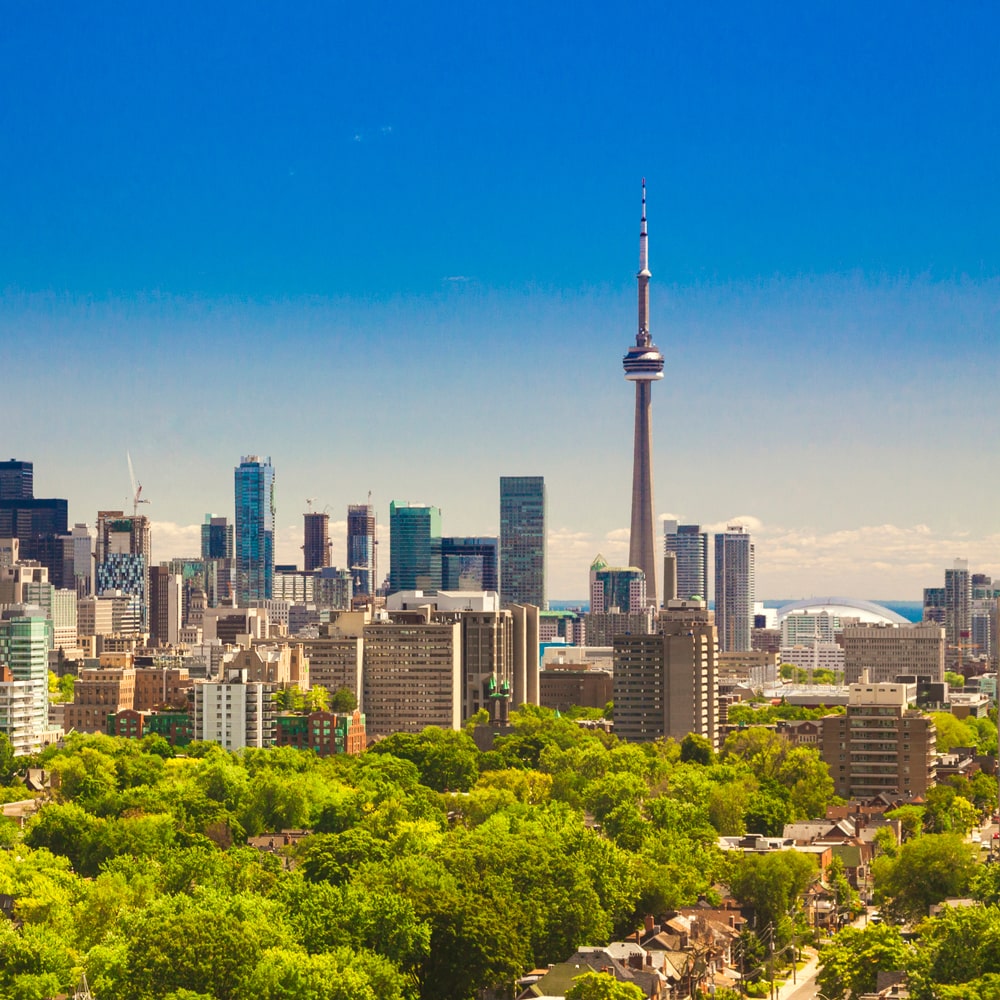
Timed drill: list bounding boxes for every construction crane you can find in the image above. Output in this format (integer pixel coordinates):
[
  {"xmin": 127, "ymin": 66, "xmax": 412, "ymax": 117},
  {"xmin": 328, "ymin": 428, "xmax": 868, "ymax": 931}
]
[
  {"xmin": 127, "ymin": 452, "xmax": 150, "ymax": 517},
  {"xmin": 305, "ymin": 497, "xmax": 318, "ymax": 512}
]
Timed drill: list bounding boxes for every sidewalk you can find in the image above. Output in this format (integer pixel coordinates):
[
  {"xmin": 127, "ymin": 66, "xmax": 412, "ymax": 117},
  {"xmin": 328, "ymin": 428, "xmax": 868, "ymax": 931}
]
[
  {"xmin": 770, "ymin": 908, "xmax": 870, "ymax": 1000},
  {"xmin": 773, "ymin": 948, "xmax": 820, "ymax": 1000}
]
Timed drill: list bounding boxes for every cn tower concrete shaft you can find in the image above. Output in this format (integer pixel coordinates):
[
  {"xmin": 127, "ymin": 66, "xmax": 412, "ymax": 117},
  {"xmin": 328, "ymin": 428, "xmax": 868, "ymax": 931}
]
[{"xmin": 629, "ymin": 380, "xmax": 657, "ymax": 608}]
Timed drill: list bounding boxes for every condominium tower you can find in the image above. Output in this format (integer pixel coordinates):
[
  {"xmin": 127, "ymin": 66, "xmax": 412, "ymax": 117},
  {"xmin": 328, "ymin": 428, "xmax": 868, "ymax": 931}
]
[
  {"xmin": 234, "ymin": 456, "xmax": 275, "ymax": 605},
  {"xmin": 347, "ymin": 503, "xmax": 376, "ymax": 598},
  {"xmin": 664, "ymin": 521, "xmax": 708, "ymax": 601},
  {"xmin": 95, "ymin": 510, "xmax": 152, "ymax": 629},
  {"xmin": 714, "ymin": 525, "xmax": 755, "ymax": 652},
  {"xmin": 303, "ymin": 511, "xmax": 331, "ymax": 572},
  {"xmin": 499, "ymin": 476, "xmax": 545, "ymax": 608},
  {"xmin": 944, "ymin": 558, "xmax": 971, "ymax": 664}
]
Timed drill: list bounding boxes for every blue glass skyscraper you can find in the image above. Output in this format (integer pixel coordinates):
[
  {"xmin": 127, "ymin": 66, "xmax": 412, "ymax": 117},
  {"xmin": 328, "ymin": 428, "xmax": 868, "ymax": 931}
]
[{"xmin": 235, "ymin": 456, "xmax": 275, "ymax": 605}]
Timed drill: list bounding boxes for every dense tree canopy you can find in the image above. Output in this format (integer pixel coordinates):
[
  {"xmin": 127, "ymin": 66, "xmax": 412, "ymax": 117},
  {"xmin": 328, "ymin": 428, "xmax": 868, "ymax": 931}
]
[{"xmin": 0, "ymin": 709, "xmax": 860, "ymax": 1000}]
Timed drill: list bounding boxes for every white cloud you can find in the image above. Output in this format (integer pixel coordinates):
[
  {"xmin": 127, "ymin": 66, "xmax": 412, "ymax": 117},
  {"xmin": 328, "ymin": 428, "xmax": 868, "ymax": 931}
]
[
  {"xmin": 156, "ymin": 516, "xmax": 1000, "ymax": 603},
  {"xmin": 150, "ymin": 521, "xmax": 200, "ymax": 562}
]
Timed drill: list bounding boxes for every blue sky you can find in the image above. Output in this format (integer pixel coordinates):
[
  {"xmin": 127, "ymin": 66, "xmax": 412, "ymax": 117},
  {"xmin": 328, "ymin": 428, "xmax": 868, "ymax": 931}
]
[{"xmin": 4, "ymin": 3, "xmax": 999, "ymax": 599}]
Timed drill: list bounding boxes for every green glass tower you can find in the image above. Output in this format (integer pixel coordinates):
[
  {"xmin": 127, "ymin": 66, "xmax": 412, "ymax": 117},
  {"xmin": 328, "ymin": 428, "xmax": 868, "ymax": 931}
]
[{"xmin": 388, "ymin": 501, "xmax": 442, "ymax": 594}]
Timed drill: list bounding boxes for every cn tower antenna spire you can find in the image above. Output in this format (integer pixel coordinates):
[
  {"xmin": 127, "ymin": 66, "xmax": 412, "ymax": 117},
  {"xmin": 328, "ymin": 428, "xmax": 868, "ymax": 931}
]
[{"xmin": 637, "ymin": 178, "xmax": 651, "ymax": 347}]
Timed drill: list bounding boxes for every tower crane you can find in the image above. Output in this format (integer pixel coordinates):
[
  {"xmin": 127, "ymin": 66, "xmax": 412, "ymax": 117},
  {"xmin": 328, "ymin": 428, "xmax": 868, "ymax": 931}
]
[{"xmin": 127, "ymin": 452, "xmax": 150, "ymax": 517}]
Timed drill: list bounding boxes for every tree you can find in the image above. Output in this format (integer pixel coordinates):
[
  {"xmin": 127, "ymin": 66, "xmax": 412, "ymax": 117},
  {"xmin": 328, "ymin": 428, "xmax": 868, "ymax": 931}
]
[
  {"xmin": 0, "ymin": 732, "xmax": 14, "ymax": 785},
  {"xmin": 742, "ymin": 785, "xmax": 791, "ymax": 836},
  {"xmin": 910, "ymin": 902, "xmax": 1000, "ymax": 992},
  {"xmin": 727, "ymin": 850, "xmax": 817, "ymax": 938},
  {"xmin": 924, "ymin": 784, "xmax": 979, "ymax": 835},
  {"xmin": 930, "ymin": 712, "xmax": 979, "ymax": 753},
  {"xmin": 680, "ymin": 733, "xmax": 715, "ymax": 765},
  {"xmin": 306, "ymin": 686, "xmax": 331, "ymax": 712},
  {"xmin": 273, "ymin": 686, "xmax": 305, "ymax": 712},
  {"xmin": 872, "ymin": 833, "xmax": 977, "ymax": 923},
  {"xmin": 370, "ymin": 728, "xmax": 479, "ymax": 792},
  {"xmin": 969, "ymin": 771, "xmax": 999, "ymax": 816},
  {"xmin": 124, "ymin": 890, "xmax": 290, "ymax": 1000},
  {"xmin": 885, "ymin": 803, "xmax": 924, "ymax": 841},
  {"xmin": 816, "ymin": 924, "xmax": 911, "ymax": 1000},
  {"xmin": 826, "ymin": 856, "xmax": 861, "ymax": 917},
  {"xmin": 721, "ymin": 728, "xmax": 835, "ymax": 820},
  {"xmin": 23, "ymin": 801, "xmax": 109, "ymax": 876},
  {"xmin": 565, "ymin": 971, "xmax": 645, "ymax": 1000},
  {"xmin": 325, "ymin": 686, "xmax": 356, "ymax": 712}
]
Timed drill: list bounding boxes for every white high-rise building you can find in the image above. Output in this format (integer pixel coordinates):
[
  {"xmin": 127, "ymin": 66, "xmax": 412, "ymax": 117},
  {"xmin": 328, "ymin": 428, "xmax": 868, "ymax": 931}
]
[
  {"xmin": 0, "ymin": 606, "xmax": 49, "ymax": 751},
  {"xmin": 664, "ymin": 521, "xmax": 709, "ymax": 602},
  {"xmin": 193, "ymin": 667, "xmax": 274, "ymax": 749}
]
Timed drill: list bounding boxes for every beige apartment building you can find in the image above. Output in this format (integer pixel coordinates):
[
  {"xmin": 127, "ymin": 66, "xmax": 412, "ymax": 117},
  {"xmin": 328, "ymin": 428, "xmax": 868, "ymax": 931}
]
[
  {"xmin": 363, "ymin": 611, "xmax": 462, "ymax": 738},
  {"xmin": 613, "ymin": 599, "xmax": 719, "ymax": 747},
  {"xmin": 77, "ymin": 596, "xmax": 115, "ymax": 638},
  {"xmin": 843, "ymin": 622, "xmax": 945, "ymax": 683}
]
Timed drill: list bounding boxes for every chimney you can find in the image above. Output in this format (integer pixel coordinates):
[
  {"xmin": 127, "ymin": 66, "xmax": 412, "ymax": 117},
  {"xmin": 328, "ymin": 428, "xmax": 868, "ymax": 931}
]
[{"xmin": 644, "ymin": 914, "xmax": 655, "ymax": 933}]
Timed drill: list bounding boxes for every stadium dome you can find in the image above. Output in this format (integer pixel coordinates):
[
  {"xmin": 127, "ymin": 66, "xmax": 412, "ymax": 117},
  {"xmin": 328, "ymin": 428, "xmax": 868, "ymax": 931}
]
[{"xmin": 775, "ymin": 597, "xmax": 908, "ymax": 625}]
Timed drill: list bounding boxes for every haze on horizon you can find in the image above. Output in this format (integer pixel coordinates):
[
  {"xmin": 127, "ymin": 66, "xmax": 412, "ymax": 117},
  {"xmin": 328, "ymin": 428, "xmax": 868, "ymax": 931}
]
[{"xmin": 4, "ymin": 3, "xmax": 999, "ymax": 602}]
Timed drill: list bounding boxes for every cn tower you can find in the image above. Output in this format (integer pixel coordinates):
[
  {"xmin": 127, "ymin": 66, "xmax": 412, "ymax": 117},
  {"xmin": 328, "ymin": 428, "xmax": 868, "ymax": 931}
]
[{"xmin": 622, "ymin": 179, "xmax": 664, "ymax": 608}]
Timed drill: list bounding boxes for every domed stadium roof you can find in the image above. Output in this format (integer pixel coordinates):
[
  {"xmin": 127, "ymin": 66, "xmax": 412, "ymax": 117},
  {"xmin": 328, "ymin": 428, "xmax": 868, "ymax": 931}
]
[{"xmin": 775, "ymin": 597, "xmax": 908, "ymax": 625}]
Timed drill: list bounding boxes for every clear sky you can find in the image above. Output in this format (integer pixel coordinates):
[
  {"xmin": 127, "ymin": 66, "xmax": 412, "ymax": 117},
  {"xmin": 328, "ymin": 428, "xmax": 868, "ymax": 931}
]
[{"xmin": 4, "ymin": 3, "xmax": 999, "ymax": 600}]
